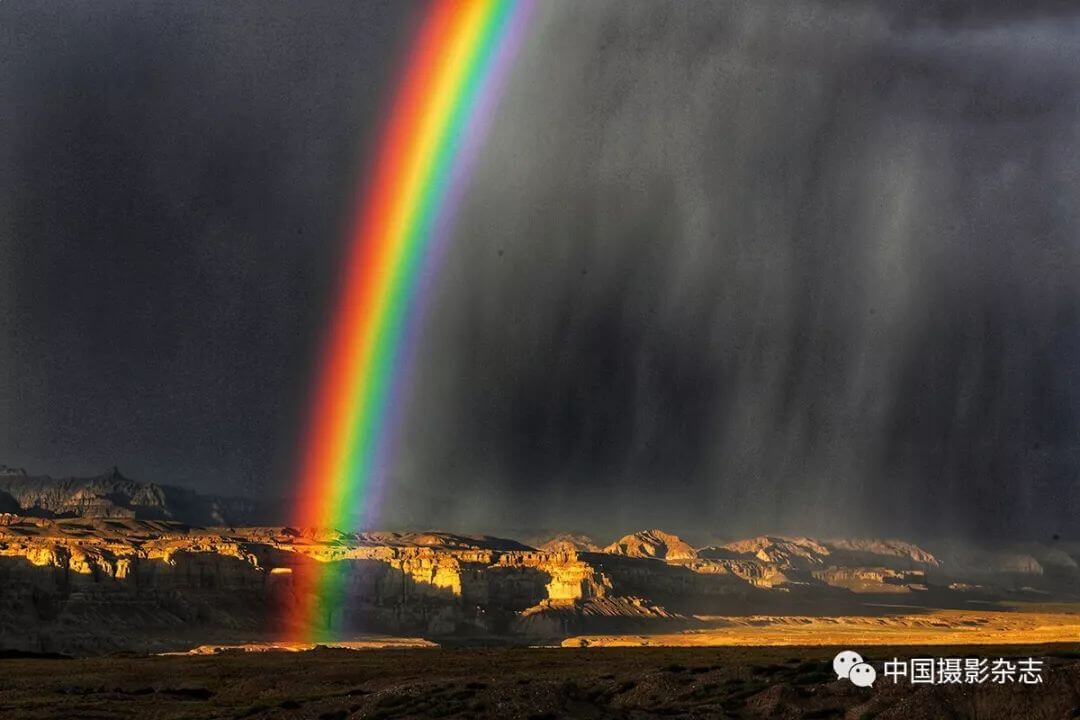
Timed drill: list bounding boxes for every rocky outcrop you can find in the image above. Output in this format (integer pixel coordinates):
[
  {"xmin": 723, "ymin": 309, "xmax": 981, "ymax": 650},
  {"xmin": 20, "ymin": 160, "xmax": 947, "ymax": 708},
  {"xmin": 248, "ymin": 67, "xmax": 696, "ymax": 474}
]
[
  {"xmin": 824, "ymin": 538, "xmax": 939, "ymax": 569},
  {"xmin": 535, "ymin": 532, "xmax": 603, "ymax": 554},
  {"xmin": 0, "ymin": 467, "xmax": 271, "ymax": 526},
  {"xmin": 811, "ymin": 566, "xmax": 929, "ymax": 593},
  {"xmin": 0, "ymin": 518, "xmax": 703, "ymax": 654},
  {"xmin": 2, "ymin": 515, "xmax": 1079, "ymax": 655},
  {"xmin": 712, "ymin": 536, "xmax": 831, "ymax": 569},
  {"xmin": 604, "ymin": 529, "xmax": 698, "ymax": 562},
  {"xmin": 690, "ymin": 536, "xmax": 946, "ymax": 590}
]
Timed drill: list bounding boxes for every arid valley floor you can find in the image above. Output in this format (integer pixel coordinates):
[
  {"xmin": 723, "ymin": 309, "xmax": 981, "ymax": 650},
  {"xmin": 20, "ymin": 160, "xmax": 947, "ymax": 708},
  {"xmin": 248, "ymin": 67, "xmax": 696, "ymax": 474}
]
[{"xmin": 4, "ymin": 644, "xmax": 1080, "ymax": 719}]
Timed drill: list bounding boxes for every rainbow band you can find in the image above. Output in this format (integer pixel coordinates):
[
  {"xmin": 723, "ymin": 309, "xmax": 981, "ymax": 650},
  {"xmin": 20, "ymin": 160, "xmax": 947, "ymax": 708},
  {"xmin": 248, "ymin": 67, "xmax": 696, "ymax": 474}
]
[{"xmin": 288, "ymin": 0, "xmax": 532, "ymax": 640}]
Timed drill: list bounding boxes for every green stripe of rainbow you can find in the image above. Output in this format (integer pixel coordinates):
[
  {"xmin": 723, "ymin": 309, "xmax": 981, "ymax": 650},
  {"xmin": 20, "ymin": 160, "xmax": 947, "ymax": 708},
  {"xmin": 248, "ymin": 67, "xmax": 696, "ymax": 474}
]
[{"xmin": 286, "ymin": 0, "xmax": 532, "ymax": 641}]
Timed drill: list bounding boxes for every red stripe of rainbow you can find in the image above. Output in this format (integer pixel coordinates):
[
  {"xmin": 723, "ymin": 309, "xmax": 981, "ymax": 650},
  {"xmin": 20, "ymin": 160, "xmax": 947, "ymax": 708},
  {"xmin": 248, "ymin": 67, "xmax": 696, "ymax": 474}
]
[{"xmin": 286, "ymin": 0, "xmax": 532, "ymax": 641}]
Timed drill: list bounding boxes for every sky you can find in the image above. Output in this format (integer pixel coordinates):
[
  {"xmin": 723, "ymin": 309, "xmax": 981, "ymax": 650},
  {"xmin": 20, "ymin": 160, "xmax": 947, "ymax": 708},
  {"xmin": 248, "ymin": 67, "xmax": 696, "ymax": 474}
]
[{"xmin": 3, "ymin": 0, "xmax": 1080, "ymax": 541}]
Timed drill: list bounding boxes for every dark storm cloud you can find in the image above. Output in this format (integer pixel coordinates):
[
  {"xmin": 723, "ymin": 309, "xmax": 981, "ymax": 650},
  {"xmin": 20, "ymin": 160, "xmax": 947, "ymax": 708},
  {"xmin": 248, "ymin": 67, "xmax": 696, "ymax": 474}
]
[
  {"xmin": 384, "ymin": 0, "xmax": 1080, "ymax": 541},
  {"xmin": 0, "ymin": 0, "xmax": 416, "ymax": 491},
  {"xmin": 890, "ymin": 0, "xmax": 1080, "ymax": 29},
  {"xmin": 3, "ymin": 1, "xmax": 1080, "ymax": 541}
]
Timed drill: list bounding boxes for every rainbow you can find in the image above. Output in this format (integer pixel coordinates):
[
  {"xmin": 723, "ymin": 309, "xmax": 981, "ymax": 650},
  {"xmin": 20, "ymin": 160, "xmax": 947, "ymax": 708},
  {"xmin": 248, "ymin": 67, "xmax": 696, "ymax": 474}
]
[{"xmin": 287, "ymin": 0, "xmax": 533, "ymax": 640}]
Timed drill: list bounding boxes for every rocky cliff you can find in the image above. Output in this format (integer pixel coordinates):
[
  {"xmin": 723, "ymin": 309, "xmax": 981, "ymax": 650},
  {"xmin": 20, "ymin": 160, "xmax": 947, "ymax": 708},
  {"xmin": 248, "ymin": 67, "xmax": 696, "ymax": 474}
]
[
  {"xmin": 604, "ymin": 529, "xmax": 699, "ymax": 561},
  {"xmin": 0, "ymin": 467, "xmax": 271, "ymax": 526},
  {"xmin": 2, "ymin": 515, "xmax": 1078, "ymax": 655}
]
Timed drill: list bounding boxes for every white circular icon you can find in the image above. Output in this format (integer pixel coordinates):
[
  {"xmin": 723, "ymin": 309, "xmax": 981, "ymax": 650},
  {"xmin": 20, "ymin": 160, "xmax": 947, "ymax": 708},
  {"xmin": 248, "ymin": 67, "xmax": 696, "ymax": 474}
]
[
  {"xmin": 832, "ymin": 650, "xmax": 864, "ymax": 679},
  {"xmin": 849, "ymin": 662, "xmax": 876, "ymax": 687}
]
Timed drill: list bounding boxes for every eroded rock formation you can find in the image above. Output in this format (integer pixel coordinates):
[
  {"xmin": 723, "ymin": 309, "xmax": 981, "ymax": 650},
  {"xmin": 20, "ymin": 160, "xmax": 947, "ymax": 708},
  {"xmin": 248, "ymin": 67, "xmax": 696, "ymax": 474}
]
[
  {"xmin": 0, "ymin": 468, "xmax": 270, "ymax": 526},
  {"xmin": 1, "ymin": 515, "xmax": 1078, "ymax": 655}
]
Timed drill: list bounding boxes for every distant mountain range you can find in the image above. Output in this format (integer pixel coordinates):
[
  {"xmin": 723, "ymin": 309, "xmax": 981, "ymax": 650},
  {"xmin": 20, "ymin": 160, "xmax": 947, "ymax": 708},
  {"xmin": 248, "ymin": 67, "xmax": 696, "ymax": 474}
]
[
  {"xmin": 3, "ymin": 466, "xmax": 1080, "ymax": 655},
  {"xmin": 0, "ymin": 466, "xmax": 274, "ymax": 526},
  {"xmin": 2, "ymin": 515, "xmax": 1079, "ymax": 655}
]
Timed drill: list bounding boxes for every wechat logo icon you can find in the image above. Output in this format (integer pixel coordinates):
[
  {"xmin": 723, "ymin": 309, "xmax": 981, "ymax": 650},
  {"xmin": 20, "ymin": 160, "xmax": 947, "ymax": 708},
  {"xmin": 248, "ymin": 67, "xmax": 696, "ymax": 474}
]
[{"xmin": 834, "ymin": 650, "xmax": 876, "ymax": 688}]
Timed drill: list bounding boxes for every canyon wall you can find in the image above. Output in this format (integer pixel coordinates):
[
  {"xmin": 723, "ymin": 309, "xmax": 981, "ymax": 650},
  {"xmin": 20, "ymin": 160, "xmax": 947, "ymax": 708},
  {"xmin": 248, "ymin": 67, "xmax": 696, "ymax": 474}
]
[{"xmin": 1, "ymin": 517, "xmax": 1077, "ymax": 655}]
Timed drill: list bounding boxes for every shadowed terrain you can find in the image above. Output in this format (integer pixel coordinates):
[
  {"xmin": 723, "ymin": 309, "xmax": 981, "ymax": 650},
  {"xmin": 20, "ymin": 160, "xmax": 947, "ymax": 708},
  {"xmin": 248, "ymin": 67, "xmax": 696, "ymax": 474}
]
[
  {"xmin": 2, "ymin": 645, "xmax": 1080, "ymax": 719},
  {"xmin": 3, "ymin": 507, "xmax": 1080, "ymax": 655},
  {"xmin": 3, "ymin": 474, "xmax": 1078, "ymax": 719}
]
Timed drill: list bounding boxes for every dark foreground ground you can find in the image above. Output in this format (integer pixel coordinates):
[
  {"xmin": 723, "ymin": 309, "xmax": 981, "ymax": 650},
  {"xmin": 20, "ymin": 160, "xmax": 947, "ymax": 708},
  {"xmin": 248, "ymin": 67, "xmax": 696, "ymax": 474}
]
[{"xmin": 2, "ymin": 645, "xmax": 1080, "ymax": 719}]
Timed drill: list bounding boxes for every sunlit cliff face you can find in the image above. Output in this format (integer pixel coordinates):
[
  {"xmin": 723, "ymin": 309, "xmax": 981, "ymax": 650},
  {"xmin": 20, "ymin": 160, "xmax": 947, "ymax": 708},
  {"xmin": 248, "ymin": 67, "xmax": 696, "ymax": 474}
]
[{"xmin": 7, "ymin": 516, "xmax": 1080, "ymax": 653}]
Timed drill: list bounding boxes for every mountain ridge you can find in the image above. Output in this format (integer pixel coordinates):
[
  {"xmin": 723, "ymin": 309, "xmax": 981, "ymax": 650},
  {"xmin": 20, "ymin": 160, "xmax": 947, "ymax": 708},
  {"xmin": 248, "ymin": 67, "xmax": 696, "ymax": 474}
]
[
  {"xmin": 2, "ymin": 512, "xmax": 1079, "ymax": 655},
  {"xmin": 0, "ymin": 466, "xmax": 273, "ymax": 526}
]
